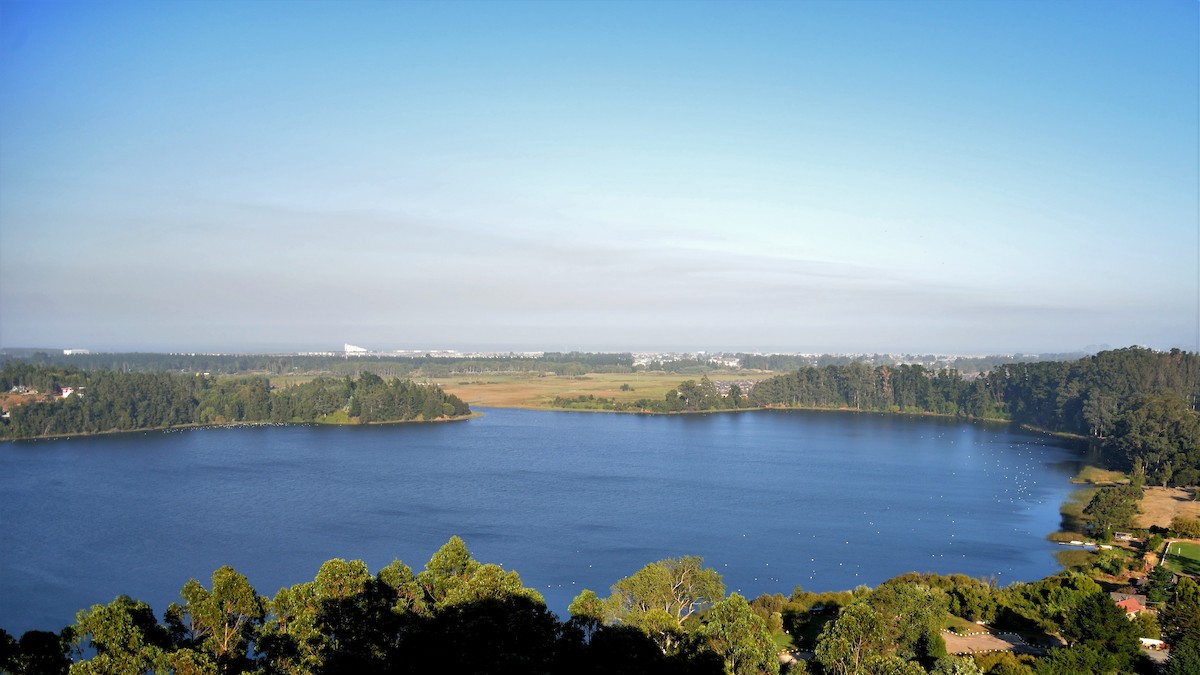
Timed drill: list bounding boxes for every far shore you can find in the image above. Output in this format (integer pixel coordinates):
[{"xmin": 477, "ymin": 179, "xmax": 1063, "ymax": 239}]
[{"xmin": 0, "ymin": 412, "xmax": 480, "ymax": 443}]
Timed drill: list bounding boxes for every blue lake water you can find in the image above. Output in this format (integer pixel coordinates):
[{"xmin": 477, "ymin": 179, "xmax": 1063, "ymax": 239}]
[{"xmin": 0, "ymin": 407, "xmax": 1084, "ymax": 634}]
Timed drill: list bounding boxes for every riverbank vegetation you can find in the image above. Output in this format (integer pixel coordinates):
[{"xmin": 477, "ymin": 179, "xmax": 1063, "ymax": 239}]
[
  {"xmin": 0, "ymin": 366, "xmax": 469, "ymax": 440},
  {"xmin": 2, "ymin": 536, "xmax": 1198, "ymax": 675}
]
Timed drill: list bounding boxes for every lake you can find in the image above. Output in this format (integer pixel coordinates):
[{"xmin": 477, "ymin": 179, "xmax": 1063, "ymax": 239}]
[{"xmin": 0, "ymin": 407, "xmax": 1084, "ymax": 635}]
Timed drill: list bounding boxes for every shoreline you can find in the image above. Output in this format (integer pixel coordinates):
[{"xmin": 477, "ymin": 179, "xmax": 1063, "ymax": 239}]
[
  {"xmin": 0, "ymin": 411, "xmax": 480, "ymax": 443},
  {"xmin": 507, "ymin": 401, "xmax": 1015, "ymax": 425}
]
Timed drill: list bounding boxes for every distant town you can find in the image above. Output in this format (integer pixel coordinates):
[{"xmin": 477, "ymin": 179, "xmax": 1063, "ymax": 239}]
[{"xmin": 2, "ymin": 343, "xmax": 1092, "ymax": 374}]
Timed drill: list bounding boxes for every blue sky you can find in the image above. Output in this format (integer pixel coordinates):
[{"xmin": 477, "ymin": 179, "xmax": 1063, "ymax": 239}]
[{"xmin": 1, "ymin": 0, "xmax": 1196, "ymax": 354}]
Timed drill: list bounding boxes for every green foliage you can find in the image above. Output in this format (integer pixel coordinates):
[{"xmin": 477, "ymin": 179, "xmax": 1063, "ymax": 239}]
[
  {"xmin": 698, "ymin": 593, "xmax": 778, "ymax": 675},
  {"xmin": 71, "ymin": 596, "xmax": 173, "ymax": 675},
  {"xmin": 1081, "ymin": 486, "xmax": 1141, "ymax": 540},
  {"xmin": 994, "ymin": 574, "xmax": 1100, "ymax": 635},
  {"xmin": 931, "ymin": 656, "xmax": 985, "ymax": 675},
  {"xmin": 1130, "ymin": 611, "xmax": 1160, "ymax": 640},
  {"xmin": 1166, "ymin": 633, "xmax": 1200, "ymax": 675},
  {"xmin": 814, "ymin": 601, "xmax": 889, "ymax": 675},
  {"xmin": 1145, "ymin": 565, "xmax": 1173, "ymax": 604},
  {"xmin": 0, "ymin": 365, "xmax": 469, "ymax": 439},
  {"xmin": 1106, "ymin": 393, "xmax": 1200, "ymax": 487},
  {"xmin": 1159, "ymin": 576, "xmax": 1200, "ymax": 647},
  {"xmin": 1031, "ymin": 644, "xmax": 1126, "ymax": 675},
  {"xmin": 572, "ymin": 556, "xmax": 724, "ymax": 654},
  {"xmin": 165, "ymin": 566, "xmax": 265, "ymax": 674},
  {"xmin": 0, "ymin": 628, "xmax": 73, "ymax": 675},
  {"xmin": 1060, "ymin": 592, "xmax": 1139, "ymax": 661},
  {"xmin": 1169, "ymin": 515, "xmax": 1200, "ymax": 538},
  {"xmin": 42, "ymin": 545, "xmax": 1200, "ymax": 675},
  {"xmin": 971, "ymin": 651, "xmax": 1036, "ymax": 675}
]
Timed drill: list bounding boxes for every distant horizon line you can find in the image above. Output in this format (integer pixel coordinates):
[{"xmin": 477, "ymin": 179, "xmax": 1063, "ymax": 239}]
[{"xmin": 0, "ymin": 344, "xmax": 1145, "ymax": 359}]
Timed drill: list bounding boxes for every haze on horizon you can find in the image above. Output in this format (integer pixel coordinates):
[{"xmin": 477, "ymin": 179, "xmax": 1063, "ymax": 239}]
[{"xmin": 1, "ymin": 1, "xmax": 1196, "ymax": 356}]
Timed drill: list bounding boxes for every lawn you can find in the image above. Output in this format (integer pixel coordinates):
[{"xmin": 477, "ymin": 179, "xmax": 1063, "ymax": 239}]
[{"xmin": 1165, "ymin": 541, "xmax": 1200, "ymax": 577}]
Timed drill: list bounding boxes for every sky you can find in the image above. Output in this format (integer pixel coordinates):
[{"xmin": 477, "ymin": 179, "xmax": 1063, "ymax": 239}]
[{"xmin": 1, "ymin": 0, "xmax": 1196, "ymax": 355}]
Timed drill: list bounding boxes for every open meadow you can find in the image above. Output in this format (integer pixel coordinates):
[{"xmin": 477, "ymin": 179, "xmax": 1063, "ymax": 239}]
[
  {"xmin": 1134, "ymin": 487, "xmax": 1200, "ymax": 529},
  {"xmin": 427, "ymin": 371, "xmax": 773, "ymax": 409}
]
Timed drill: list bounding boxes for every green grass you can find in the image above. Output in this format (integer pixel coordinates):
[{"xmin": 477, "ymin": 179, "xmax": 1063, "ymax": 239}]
[
  {"xmin": 771, "ymin": 632, "xmax": 795, "ymax": 651},
  {"xmin": 1071, "ymin": 466, "xmax": 1129, "ymax": 485},
  {"xmin": 1165, "ymin": 541, "xmax": 1200, "ymax": 576},
  {"xmin": 943, "ymin": 613, "xmax": 982, "ymax": 634}
]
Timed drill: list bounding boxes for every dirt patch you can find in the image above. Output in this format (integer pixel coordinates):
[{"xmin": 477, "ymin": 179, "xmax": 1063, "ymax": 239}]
[
  {"xmin": 0, "ymin": 392, "xmax": 47, "ymax": 410},
  {"xmin": 942, "ymin": 631, "xmax": 1045, "ymax": 656},
  {"xmin": 1134, "ymin": 487, "xmax": 1200, "ymax": 529}
]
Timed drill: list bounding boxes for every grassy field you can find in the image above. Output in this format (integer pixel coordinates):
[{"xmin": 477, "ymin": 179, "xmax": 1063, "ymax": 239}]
[
  {"xmin": 426, "ymin": 371, "xmax": 774, "ymax": 409},
  {"xmin": 1071, "ymin": 466, "xmax": 1128, "ymax": 485},
  {"xmin": 1165, "ymin": 541, "xmax": 1200, "ymax": 577},
  {"xmin": 1134, "ymin": 487, "xmax": 1200, "ymax": 529},
  {"xmin": 249, "ymin": 369, "xmax": 772, "ymax": 409}
]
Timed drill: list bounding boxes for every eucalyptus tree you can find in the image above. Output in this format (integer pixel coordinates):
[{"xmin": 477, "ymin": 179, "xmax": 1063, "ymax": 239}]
[
  {"xmin": 70, "ymin": 596, "xmax": 173, "ymax": 675},
  {"xmin": 697, "ymin": 593, "xmax": 778, "ymax": 675},
  {"xmin": 571, "ymin": 556, "xmax": 724, "ymax": 653},
  {"xmin": 165, "ymin": 566, "xmax": 265, "ymax": 675}
]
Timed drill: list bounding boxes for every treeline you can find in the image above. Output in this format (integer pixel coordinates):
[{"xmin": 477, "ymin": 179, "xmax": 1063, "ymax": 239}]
[
  {"xmin": 588, "ymin": 348, "xmax": 1200, "ymax": 486},
  {"xmin": 4, "ymin": 537, "xmax": 1200, "ymax": 675},
  {"xmin": 0, "ymin": 351, "xmax": 635, "ymax": 378},
  {"xmin": 735, "ymin": 353, "xmax": 1084, "ymax": 376},
  {"xmin": 0, "ymin": 365, "xmax": 469, "ymax": 439}
]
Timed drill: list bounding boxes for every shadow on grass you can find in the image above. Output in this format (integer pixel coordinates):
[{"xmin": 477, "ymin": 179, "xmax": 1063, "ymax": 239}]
[{"xmin": 1165, "ymin": 543, "xmax": 1200, "ymax": 577}]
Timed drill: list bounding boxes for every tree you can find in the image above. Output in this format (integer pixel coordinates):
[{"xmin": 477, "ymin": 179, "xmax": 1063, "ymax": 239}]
[
  {"xmin": 1169, "ymin": 515, "xmax": 1200, "ymax": 538},
  {"xmin": 1159, "ymin": 576, "xmax": 1200, "ymax": 648},
  {"xmin": 1166, "ymin": 633, "xmax": 1200, "ymax": 675},
  {"xmin": 396, "ymin": 596, "xmax": 566, "ymax": 675},
  {"xmin": 698, "ymin": 593, "xmax": 778, "ymax": 675},
  {"xmin": 376, "ymin": 560, "xmax": 428, "ymax": 617},
  {"xmin": 256, "ymin": 583, "xmax": 323, "ymax": 675},
  {"xmin": 439, "ymin": 563, "xmax": 544, "ymax": 608},
  {"xmin": 417, "ymin": 536, "xmax": 480, "ymax": 606},
  {"xmin": 1146, "ymin": 565, "xmax": 1174, "ymax": 604},
  {"xmin": 1107, "ymin": 394, "xmax": 1200, "ymax": 486},
  {"xmin": 2, "ymin": 629, "xmax": 73, "ymax": 675},
  {"xmin": 930, "ymin": 656, "xmax": 984, "ymax": 675},
  {"xmin": 1081, "ymin": 486, "xmax": 1141, "ymax": 540},
  {"xmin": 573, "ymin": 556, "xmax": 724, "ymax": 653},
  {"xmin": 166, "ymin": 566, "xmax": 265, "ymax": 675},
  {"xmin": 568, "ymin": 589, "xmax": 608, "ymax": 631},
  {"xmin": 867, "ymin": 581, "xmax": 947, "ymax": 666},
  {"xmin": 813, "ymin": 601, "xmax": 888, "ymax": 675},
  {"xmin": 70, "ymin": 596, "xmax": 172, "ymax": 675},
  {"xmin": 609, "ymin": 556, "xmax": 724, "ymax": 651},
  {"xmin": 1060, "ymin": 592, "xmax": 1138, "ymax": 663}
]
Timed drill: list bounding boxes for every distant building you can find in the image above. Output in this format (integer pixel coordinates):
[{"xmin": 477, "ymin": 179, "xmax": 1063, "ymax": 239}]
[
  {"xmin": 58, "ymin": 387, "xmax": 75, "ymax": 398},
  {"xmin": 344, "ymin": 344, "xmax": 370, "ymax": 355},
  {"xmin": 63, "ymin": 349, "xmax": 90, "ymax": 355}
]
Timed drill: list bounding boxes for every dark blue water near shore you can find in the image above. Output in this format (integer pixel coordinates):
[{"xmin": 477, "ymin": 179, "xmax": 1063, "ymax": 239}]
[{"xmin": 0, "ymin": 408, "xmax": 1083, "ymax": 634}]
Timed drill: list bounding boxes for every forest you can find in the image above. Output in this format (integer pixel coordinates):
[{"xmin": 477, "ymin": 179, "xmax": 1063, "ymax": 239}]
[
  {"xmin": 0, "ymin": 351, "xmax": 636, "ymax": 378},
  {"xmin": 0, "ymin": 365, "xmax": 470, "ymax": 439},
  {"xmin": 2, "ymin": 536, "xmax": 1198, "ymax": 675}
]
